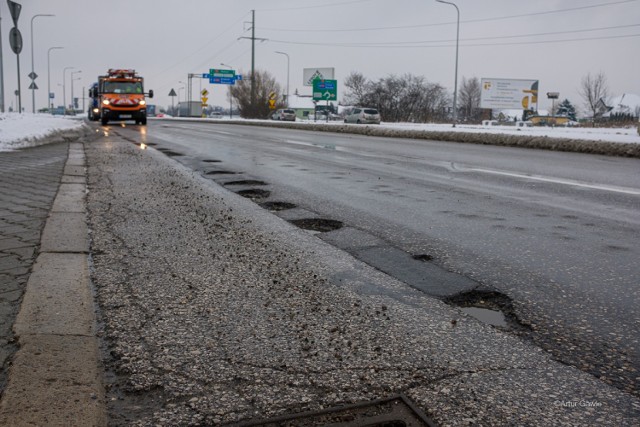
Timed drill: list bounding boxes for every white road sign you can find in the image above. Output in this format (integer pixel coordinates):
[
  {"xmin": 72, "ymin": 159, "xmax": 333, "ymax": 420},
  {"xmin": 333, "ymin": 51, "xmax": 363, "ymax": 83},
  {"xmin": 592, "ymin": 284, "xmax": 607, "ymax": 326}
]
[{"xmin": 303, "ymin": 68, "xmax": 335, "ymax": 86}]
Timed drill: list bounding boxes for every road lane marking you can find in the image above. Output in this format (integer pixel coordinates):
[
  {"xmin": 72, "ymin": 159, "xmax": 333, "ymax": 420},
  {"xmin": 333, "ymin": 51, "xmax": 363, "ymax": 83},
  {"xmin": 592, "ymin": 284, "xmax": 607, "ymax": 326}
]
[{"xmin": 464, "ymin": 167, "xmax": 640, "ymax": 195}]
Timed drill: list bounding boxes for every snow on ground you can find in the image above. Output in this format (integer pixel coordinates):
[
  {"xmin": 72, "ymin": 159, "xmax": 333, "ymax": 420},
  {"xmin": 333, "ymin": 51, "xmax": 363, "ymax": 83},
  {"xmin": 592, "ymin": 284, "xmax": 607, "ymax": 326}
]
[
  {"xmin": 0, "ymin": 113, "xmax": 84, "ymax": 152},
  {"xmin": 1, "ymin": 113, "xmax": 638, "ymax": 152}
]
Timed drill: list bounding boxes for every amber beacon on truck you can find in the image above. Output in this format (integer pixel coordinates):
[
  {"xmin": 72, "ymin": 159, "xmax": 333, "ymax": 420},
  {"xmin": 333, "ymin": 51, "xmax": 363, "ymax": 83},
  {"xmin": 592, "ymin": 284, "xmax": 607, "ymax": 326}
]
[{"xmin": 89, "ymin": 69, "xmax": 154, "ymax": 125}]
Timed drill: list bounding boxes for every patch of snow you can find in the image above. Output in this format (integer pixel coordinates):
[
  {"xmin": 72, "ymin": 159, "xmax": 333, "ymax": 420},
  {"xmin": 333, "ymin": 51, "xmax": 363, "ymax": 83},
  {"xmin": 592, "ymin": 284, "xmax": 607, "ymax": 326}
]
[{"xmin": 0, "ymin": 113, "xmax": 85, "ymax": 152}]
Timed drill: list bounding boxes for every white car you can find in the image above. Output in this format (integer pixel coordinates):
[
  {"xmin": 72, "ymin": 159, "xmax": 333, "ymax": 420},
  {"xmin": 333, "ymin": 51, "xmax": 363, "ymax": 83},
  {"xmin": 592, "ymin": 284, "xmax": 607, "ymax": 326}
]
[
  {"xmin": 272, "ymin": 109, "xmax": 296, "ymax": 121},
  {"xmin": 344, "ymin": 108, "xmax": 381, "ymax": 124}
]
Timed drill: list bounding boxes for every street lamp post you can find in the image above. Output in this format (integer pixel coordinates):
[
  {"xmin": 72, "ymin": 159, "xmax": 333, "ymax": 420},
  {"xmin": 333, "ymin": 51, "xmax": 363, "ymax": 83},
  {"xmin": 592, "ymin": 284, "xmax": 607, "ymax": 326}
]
[
  {"xmin": 47, "ymin": 47, "xmax": 63, "ymax": 111},
  {"xmin": 436, "ymin": 0, "xmax": 459, "ymax": 127},
  {"xmin": 220, "ymin": 63, "xmax": 234, "ymax": 119},
  {"xmin": 70, "ymin": 70, "xmax": 81, "ymax": 114},
  {"xmin": 31, "ymin": 14, "xmax": 55, "ymax": 113},
  {"xmin": 62, "ymin": 66, "xmax": 74, "ymax": 116},
  {"xmin": 274, "ymin": 51, "xmax": 290, "ymax": 107}
]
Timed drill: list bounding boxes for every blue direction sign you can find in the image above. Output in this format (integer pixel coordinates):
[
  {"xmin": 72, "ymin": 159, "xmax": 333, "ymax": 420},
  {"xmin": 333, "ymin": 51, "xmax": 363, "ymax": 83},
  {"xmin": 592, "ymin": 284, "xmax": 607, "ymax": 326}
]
[
  {"xmin": 313, "ymin": 79, "xmax": 337, "ymax": 101},
  {"xmin": 209, "ymin": 77, "xmax": 235, "ymax": 85}
]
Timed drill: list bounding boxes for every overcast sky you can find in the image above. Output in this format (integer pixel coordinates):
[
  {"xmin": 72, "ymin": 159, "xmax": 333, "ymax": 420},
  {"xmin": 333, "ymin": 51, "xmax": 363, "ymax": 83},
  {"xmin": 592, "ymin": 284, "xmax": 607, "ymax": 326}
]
[{"xmin": 1, "ymin": 0, "xmax": 638, "ymax": 114}]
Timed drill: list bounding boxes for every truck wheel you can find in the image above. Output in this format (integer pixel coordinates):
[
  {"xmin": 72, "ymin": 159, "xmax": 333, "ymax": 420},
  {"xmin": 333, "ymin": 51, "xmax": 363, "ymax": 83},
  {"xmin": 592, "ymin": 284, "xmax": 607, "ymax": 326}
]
[
  {"xmin": 101, "ymin": 117, "xmax": 108, "ymax": 125},
  {"xmin": 140, "ymin": 115, "xmax": 147, "ymax": 125}
]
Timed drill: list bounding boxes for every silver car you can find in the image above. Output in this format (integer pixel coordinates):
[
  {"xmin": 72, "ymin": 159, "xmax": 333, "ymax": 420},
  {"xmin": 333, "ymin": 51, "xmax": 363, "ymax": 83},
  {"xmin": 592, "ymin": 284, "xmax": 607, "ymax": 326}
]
[
  {"xmin": 344, "ymin": 107, "xmax": 381, "ymax": 124},
  {"xmin": 272, "ymin": 109, "xmax": 296, "ymax": 121}
]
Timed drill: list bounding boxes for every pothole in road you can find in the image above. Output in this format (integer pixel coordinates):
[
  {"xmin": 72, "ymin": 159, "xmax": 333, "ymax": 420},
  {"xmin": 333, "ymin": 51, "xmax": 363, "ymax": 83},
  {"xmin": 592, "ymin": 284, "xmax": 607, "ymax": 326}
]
[
  {"xmin": 156, "ymin": 148, "xmax": 183, "ymax": 157},
  {"xmin": 412, "ymin": 254, "xmax": 434, "ymax": 262},
  {"xmin": 446, "ymin": 290, "xmax": 525, "ymax": 330},
  {"xmin": 224, "ymin": 180, "xmax": 268, "ymax": 186},
  {"xmin": 260, "ymin": 201, "xmax": 297, "ymax": 211},
  {"xmin": 237, "ymin": 189, "xmax": 271, "ymax": 200},
  {"xmin": 205, "ymin": 170, "xmax": 239, "ymax": 175},
  {"xmin": 289, "ymin": 218, "xmax": 343, "ymax": 233},
  {"xmin": 202, "ymin": 159, "xmax": 222, "ymax": 163}
]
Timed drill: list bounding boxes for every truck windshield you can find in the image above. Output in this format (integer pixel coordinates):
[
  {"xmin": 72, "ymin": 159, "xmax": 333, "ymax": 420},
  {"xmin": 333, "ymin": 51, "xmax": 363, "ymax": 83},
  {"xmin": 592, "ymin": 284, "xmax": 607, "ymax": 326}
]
[{"xmin": 103, "ymin": 81, "xmax": 143, "ymax": 94}]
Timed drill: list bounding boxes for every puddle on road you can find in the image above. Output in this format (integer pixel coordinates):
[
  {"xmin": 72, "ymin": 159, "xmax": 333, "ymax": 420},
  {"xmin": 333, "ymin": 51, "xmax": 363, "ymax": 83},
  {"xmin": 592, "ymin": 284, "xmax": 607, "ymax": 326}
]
[
  {"xmin": 237, "ymin": 189, "xmax": 271, "ymax": 200},
  {"xmin": 260, "ymin": 201, "xmax": 297, "ymax": 211},
  {"xmin": 460, "ymin": 306, "xmax": 508, "ymax": 328},
  {"xmin": 289, "ymin": 218, "xmax": 343, "ymax": 233},
  {"xmin": 224, "ymin": 180, "xmax": 268, "ymax": 186}
]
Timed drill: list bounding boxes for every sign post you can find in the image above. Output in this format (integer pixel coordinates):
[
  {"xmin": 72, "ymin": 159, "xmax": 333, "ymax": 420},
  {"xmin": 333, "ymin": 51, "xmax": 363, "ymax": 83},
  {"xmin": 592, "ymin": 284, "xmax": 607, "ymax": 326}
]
[{"xmin": 8, "ymin": 1, "xmax": 23, "ymax": 113}]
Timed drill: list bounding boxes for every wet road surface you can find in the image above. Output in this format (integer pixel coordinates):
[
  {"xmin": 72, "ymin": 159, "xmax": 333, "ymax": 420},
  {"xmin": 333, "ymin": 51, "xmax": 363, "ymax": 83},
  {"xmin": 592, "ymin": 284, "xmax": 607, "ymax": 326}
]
[{"xmin": 103, "ymin": 120, "xmax": 639, "ymax": 397}]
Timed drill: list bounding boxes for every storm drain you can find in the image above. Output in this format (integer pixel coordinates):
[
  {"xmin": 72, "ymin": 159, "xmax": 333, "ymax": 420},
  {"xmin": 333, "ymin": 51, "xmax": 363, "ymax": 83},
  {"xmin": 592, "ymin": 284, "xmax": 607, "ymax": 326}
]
[
  {"xmin": 289, "ymin": 218, "xmax": 343, "ymax": 232},
  {"xmin": 225, "ymin": 180, "xmax": 268, "ymax": 186},
  {"xmin": 260, "ymin": 201, "xmax": 297, "ymax": 211},
  {"xmin": 237, "ymin": 189, "xmax": 271, "ymax": 200},
  {"xmin": 233, "ymin": 395, "xmax": 436, "ymax": 427}
]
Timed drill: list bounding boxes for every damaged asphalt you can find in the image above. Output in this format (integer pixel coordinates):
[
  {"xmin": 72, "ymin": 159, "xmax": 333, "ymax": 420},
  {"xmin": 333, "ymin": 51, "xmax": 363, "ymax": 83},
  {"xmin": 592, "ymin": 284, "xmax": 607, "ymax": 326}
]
[{"xmin": 1, "ymin": 125, "xmax": 639, "ymax": 426}]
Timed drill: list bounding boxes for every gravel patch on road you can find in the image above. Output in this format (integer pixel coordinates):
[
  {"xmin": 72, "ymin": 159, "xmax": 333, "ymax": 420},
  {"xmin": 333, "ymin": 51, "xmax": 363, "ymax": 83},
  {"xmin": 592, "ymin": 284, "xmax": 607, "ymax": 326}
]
[{"xmin": 85, "ymin": 137, "xmax": 640, "ymax": 426}]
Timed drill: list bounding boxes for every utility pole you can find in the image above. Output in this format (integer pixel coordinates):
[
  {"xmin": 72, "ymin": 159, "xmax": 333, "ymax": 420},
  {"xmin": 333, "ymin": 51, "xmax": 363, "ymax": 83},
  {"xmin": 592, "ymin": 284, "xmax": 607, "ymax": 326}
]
[
  {"xmin": 251, "ymin": 9, "xmax": 255, "ymax": 109},
  {"xmin": 238, "ymin": 10, "xmax": 267, "ymax": 114}
]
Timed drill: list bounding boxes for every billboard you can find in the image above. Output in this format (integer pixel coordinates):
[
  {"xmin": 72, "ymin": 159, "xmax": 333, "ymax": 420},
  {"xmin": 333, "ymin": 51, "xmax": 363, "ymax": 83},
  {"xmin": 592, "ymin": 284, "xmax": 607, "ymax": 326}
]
[
  {"xmin": 303, "ymin": 68, "xmax": 335, "ymax": 86},
  {"xmin": 480, "ymin": 78, "xmax": 539, "ymax": 110}
]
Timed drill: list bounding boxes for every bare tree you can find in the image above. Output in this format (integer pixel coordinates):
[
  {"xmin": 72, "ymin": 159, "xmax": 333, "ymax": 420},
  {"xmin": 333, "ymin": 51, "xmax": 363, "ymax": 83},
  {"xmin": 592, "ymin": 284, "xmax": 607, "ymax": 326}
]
[
  {"xmin": 579, "ymin": 71, "xmax": 609, "ymax": 122},
  {"xmin": 229, "ymin": 70, "xmax": 285, "ymax": 119},
  {"xmin": 458, "ymin": 76, "xmax": 481, "ymax": 122},
  {"xmin": 343, "ymin": 71, "xmax": 369, "ymax": 106}
]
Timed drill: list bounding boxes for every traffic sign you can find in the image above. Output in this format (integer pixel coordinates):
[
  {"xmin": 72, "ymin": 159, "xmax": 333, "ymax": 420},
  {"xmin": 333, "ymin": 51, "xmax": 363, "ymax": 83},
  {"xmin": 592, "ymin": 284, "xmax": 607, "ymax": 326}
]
[
  {"xmin": 29, "ymin": 71, "xmax": 38, "ymax": 80},
  {"xmin": 312, "ymin": 79, "xmax": 337, "ymax": 101},
  {"xmin": 9, "ymin": 27, "xmax": 22, "ymax": 54},
  {"xmin": 268, "ymin": 99, "xmax": 276, "ymax": 110},
  {"xmin": 201, "ymin": 89, "xmax": 209, "ymax": 97},
  {"xmin": 29, "ymin": 82, "xmax": 38, "ymax": 90},
  {"xmin": 7, "ymin": 1, "xmax": 21, "ymax": 26},
  {"xmin": 210, "ymin": 69, "xmax": 235, "ymax": 78},
  {"xmin": 168, "ymin": 88, "xmax": 177, "ymax": 97},
  {"xmin": 201, "ymin": 97, "xmax": 208, "ymax": 104},
  {"xmin": 209, "ymin": 77, "xmax": 235, "ymax": 85}
]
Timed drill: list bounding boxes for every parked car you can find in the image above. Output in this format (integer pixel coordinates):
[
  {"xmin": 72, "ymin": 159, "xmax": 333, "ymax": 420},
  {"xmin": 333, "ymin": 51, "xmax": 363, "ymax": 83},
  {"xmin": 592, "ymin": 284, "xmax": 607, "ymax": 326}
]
[
  {"xmin": 344, "ymin": 108, "xmax": 381, "ymax": 124},
  {"xmin": 209, "ymin": 112, "xmax": 223, "ymax": 119},
  {"xmin": 272, "ymin": 109, "xmax": 296, "ymax": 121}
]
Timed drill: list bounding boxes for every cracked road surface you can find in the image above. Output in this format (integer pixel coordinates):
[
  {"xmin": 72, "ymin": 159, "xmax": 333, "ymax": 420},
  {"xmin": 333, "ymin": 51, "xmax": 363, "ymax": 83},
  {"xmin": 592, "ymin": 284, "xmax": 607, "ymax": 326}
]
[{"xmin": 86, "ymin": 126, "xmax": 639, "ymax": 425}]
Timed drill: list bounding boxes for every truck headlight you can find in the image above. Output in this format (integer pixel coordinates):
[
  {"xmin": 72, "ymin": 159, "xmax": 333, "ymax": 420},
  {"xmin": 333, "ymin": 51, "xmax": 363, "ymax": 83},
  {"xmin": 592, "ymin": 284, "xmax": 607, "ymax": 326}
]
[
  {"xmin": 102, "ymin": 99, "xmax": 110, "ymax": 105},
  {"xmin": 139, "ymin": 100, "xmax": 146, "ymax": 106}
]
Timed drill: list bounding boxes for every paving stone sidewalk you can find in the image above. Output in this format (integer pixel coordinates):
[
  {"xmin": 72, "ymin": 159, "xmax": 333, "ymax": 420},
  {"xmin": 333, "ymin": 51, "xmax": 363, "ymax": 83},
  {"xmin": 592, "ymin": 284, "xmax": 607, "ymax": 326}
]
[{"xmin": 0, "ymin": 142, "xmax": 69, "ymax": 391}]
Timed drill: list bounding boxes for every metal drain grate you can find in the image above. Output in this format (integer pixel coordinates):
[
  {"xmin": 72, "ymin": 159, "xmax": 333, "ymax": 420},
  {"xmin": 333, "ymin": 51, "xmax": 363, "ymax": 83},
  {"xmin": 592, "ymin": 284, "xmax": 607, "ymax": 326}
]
[{"xmin": 233, "ymin": 394, "xmax": 437, "ymax": 427}]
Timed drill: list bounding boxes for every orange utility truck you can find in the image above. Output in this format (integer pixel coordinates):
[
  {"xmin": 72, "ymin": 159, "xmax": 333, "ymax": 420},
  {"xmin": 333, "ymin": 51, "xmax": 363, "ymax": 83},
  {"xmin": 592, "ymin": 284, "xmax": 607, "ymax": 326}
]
[{"xmin": 90, "ymin": 69, "xmax": 154, "ymax": 125}]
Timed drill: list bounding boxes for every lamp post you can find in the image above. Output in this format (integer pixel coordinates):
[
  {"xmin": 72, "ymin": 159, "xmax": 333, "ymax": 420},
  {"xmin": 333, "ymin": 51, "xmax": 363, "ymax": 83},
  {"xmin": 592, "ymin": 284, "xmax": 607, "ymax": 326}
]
[
  {"xmin": 220, "ymin": 63, "xmax": 234, "ymax": 119},
  {"xmin": 47, "ymin": 46, "xmax": 63, "ymax": 111},
  {"xmin": 274, "ymin": 51, "xmax": 290, "ymax": 107},
  {"xmin": 31, "ymin": 14, "xmax": 55, "ymax": 113},
  {"xmin": 70, "ymin": 70, "xmax": 81, "ymax": 114},
  {"xmin": 62, "ymin": 66, "xmax": 74, "ymax": 116},
  {"xmin": 435, "ymin": 0, "xmax": 459, "ymax": 127}
]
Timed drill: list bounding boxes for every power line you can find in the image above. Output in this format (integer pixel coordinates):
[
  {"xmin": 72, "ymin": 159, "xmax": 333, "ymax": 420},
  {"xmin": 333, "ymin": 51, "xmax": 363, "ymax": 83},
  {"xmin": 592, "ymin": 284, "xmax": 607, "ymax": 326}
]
[
  {"xmin": 268, "ymin": 33, "xmax": 640, "ymax": 48},
  {"xmin": 258, "ymin": 0, "xmax": 639, "ymax": 33},
  {"xmin": 256, "ymin": 0, "xmax": 375, "ymax": 12},
  {"xmin": 270, "ymin": 23, "xmax": 640, "ymax": 47}
]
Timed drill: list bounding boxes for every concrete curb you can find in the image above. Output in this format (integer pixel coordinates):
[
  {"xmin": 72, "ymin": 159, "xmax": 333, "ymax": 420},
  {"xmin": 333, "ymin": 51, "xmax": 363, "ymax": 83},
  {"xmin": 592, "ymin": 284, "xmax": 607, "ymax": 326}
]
[{"xmin": 0, "ymin": 142, "xmax": 106, "ymax": 426}]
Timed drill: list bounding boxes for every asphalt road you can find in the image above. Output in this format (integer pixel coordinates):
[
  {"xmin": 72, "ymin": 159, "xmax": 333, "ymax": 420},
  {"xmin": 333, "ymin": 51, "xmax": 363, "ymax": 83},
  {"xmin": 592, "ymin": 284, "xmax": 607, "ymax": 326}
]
[{"xmin": 106, "ymin": 120, "xmax": 639, "ymax": 397}]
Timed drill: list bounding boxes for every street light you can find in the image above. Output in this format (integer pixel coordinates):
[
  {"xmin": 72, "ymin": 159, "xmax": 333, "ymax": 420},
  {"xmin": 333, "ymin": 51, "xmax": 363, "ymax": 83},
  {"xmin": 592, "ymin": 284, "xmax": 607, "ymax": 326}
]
[
  {"xmin": 435, "ymin": 0, "xmax": 459, "ymax": 127},
  {"xmin": 47, "ymin": 47, "xmax": 63, "ymax": 111},
  {"xmin": 63, "ymin": 66, "xmax": 75, "ymax": 116},
  {"xmin": 274, "ymin": 51, "xmax": 290, "ymax": 107},
  {"xmin": 31, "ymin": 14, "xmax": 55, "ymax": 113},
  {"xmin": 220, "ymin": 63, "xmax": 234, "ymax": 118},
  {"xmin": 70, "ymin": 70, "xmax": 81, "ymax": 114}
]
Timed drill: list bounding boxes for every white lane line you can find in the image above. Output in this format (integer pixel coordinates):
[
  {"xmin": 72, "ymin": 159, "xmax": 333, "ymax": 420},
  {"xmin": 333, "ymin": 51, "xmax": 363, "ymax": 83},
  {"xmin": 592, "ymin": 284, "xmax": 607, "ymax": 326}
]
[{"xmin": 466, "ymin": 167, "xmax": 640, "ymax": 195}]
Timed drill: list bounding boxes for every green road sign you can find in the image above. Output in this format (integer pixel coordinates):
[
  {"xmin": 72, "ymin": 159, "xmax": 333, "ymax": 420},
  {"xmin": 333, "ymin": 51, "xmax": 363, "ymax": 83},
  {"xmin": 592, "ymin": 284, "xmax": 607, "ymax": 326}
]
[
  {"xmin": 209, "ymin": 69, "xmax": 235, "ymax": 78},
  {"xmin": 313, "ymin": 79, "xmax": 337, "ymax": 101}
]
